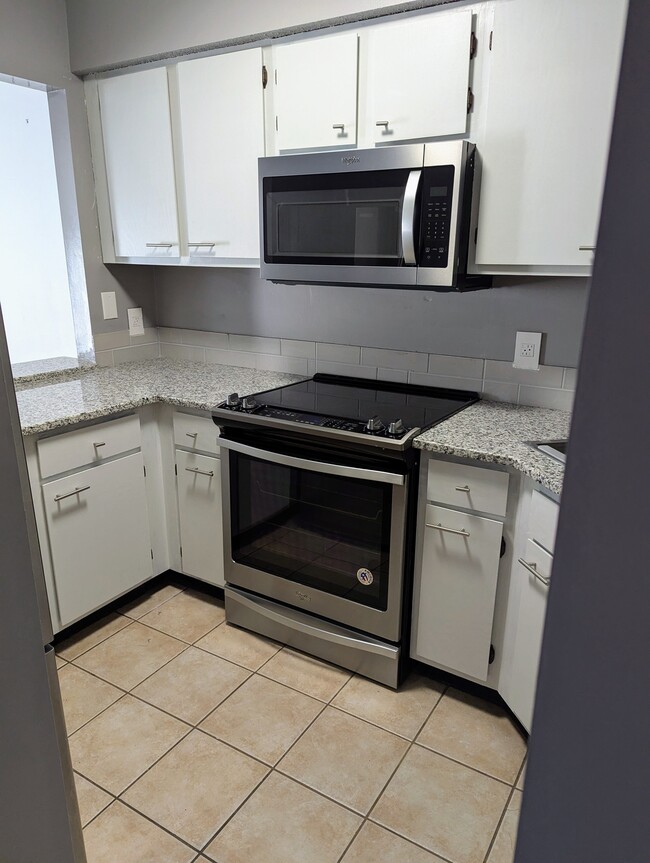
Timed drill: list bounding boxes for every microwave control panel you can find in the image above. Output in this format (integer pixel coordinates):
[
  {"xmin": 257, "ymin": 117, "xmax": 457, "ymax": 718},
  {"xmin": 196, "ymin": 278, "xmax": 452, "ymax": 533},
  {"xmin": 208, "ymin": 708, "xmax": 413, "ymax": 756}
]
[{"xmin": 419, "ymin": 165, "xmax": 455, "ymax": 269}]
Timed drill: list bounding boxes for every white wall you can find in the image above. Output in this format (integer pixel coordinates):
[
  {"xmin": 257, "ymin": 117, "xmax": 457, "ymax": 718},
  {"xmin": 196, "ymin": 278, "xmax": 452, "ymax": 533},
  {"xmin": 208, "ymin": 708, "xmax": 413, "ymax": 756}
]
[{"xmin": 0, "ymin": 81, "xmax": 77, "ymax": 363}]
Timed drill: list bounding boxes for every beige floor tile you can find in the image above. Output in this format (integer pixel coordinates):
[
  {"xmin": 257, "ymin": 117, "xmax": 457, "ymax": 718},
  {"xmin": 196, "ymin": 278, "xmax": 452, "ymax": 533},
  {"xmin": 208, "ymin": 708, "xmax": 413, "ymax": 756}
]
[
  {"xmin": 73, "ymin": 773, "xmax": 113, "ymax": 827},
  {"xmin": 259, "ymin": 647, "xmax": 351, "ymax": 701},
  {"xmin": 416, "ymin": 688, "xmax": 527, "ymax": 783},
  {"xmin": 200, "ymin": 675, "xmax": 323, "ymax": 765},
  {"xmin": 82, "ymin": 801, "xmax": 195, "ymax": 863},
  {"xmin": 332, "ymin": 672, "xmax": 445, "ymax": 739},
  {"xmin": 74, "ymin": 621, "xmax": 187, "ymax": 690},
  {"xmin": 139, "ymin": 589, "xmax": 225, "ymax": 643},
  {"xmin": 278, "ymin": 706, "xmax": 409, "ymax": 814},
  {"xmin": 55, "ymin": 654, "xmax": 67, "ymax": 669},
  {"xmin": 123, "ymin": 729, "xmax": 268, "ymax": 850},
  {"xmin": 120, "ymin": 584, "xmax": 184, "ymax": 619},
  {"xmin": 58, "ymin": 664, "xmax": 122, "ymax": 735},
  {"xmin": 56, "ymin": 613, "xmax": 130, "ymax": 661},
  {"xmin": 372, "ymin": 745, "xmax": 510, "ymax": 863},
  {"xmin": 204, "ymin": 772, "xmax": 361, "ymax": 863},
  {"xmin": 516, "ymin": 760, "xmax": 526, "ymax": 790},
  {"xmin": 195, "ymin": 622, "xmax": 281, "ymax": 671},
  {"xmin": 69, "ymin": 695, "xmax": 189, "ymax": 794},
  {"xmin": 341, "ymin": 821, "xmax": 447, "ymax": 863},
  {"xmin": 487, "ymin": 790, "xmax": 523, "ymax": 863},
  {"xmin": 133, "ymin": 646, "xmax": 250, "ymax": 725}
]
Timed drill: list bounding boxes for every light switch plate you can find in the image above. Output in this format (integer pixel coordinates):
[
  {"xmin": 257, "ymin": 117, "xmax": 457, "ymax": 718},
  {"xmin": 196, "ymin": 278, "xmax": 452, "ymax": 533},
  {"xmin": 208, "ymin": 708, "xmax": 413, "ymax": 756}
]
[
  {"xmin": 513, "ymin": 331, "xmax": 542, "ymax": 370},
  {"xmin": 127, "ymin": 307, "xmax": 145, "ymax": 337},
  {"xmin": 101, "ymin": 291, "xmax": 118, "ymax": 320}
]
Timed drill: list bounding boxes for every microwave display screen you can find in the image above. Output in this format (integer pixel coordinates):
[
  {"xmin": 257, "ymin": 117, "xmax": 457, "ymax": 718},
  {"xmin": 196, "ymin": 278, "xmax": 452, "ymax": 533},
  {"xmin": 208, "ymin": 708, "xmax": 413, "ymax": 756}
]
[{"xmin": 430, "ymin": 186, "xmax": 448, "ymax": 197}]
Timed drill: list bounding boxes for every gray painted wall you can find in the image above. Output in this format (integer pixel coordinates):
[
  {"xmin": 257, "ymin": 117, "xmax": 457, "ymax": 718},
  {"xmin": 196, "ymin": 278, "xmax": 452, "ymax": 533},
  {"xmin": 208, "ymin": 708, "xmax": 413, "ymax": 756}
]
[
  {"xmin": 0, "ymin": 0, "xmax": 156, "ymax": 336},
  {"xmin": 155, "ymin": 268, "xmax": 589, "ymax": 367}
]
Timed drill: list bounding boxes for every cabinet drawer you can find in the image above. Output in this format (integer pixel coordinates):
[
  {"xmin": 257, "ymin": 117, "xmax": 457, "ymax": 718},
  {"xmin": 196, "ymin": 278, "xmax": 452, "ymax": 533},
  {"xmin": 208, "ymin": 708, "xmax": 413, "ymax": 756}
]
[
  {"xmin": 173, "ymin": 411, "xmax": 220, "ymax": 456},
  {"xmin": 529, "ymin": 490, "xmax": 559, "ymax": 554},
  {"xmin": 427, "ymin": 459, "xmax": 509, "ymax": 517},
  {"xmin": 413, "ymin": 504, "xmax": 503, "ymax": 681},
  {"xmin": 176, "ymin": 450, "xmax": 224, "ymax": 587},
  {"xmin": 519, "ymin": 538, "xmax": 553, "ymax": 589},
  {"xmin": 38, "ymin": 415, "xmax": 141, "ymax": 479}
]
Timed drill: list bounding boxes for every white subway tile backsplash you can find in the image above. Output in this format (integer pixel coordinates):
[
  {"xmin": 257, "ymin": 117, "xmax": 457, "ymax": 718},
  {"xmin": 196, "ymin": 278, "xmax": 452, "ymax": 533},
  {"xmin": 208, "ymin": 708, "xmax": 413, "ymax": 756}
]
[
  {"xmin": 428, "ymin": 354, "xmax": 484, "ymax": 379},
  {"xmin": 408, "ymin": 371, "xmax": 482, "ymax": 391},
  {"xmin": 482, "ymin": 380, "xmax": 519, "ymax": 403},
  {"xmin": 316, "ymin": 360, "xmax": 377, "ymax": 379},
  {"xmin": 94, "ymin": 350, "xmax": 114, "ymax": 367},
  {"xmin": 204, "ymin": 348, "xmax": 257, "ymax": 369},
  {"xmin": 93, "ymin": 330, "xmax": 130, "ymax": 351},
  {"xmin": 160, "ymin": 343, "xmax": 205, "ymax": 363},
  {"xmin": 360, "ymin": 347, "xmax": 428, "ymax": 372},
  {"xmin": 158, "ymin": 327, "xmax": 186, "ymax": 344},
  {"xmin": 563, "ymin": 368, "xmax": 578, "ymax": 390},
  {"xmin": 113, "ymin": 342, "xmax": 160, "ymax": 364},
  {"xmin": 229, "ymin": 335, "xmax": 281, "ymax": 355},
  {"xmin": 182, "ymin": 329, "xmax": 229, "ymax": 349},
  {"xmin": 316, "ymin": 343, "xmax": 361, "ymax": 364},
  {"xmin": 281, "ymin": 339, "xmax": 316, "ymax": 359},
  {"xmin": 130, "ymin": 327, "xmax": 159, "ymax": 346},
  {"xmin": 377, "ymin": 367, "xmax": 409, "ymax": 384},
  {"xmin": 518, "ymin": 386, "xmax": 575, "ymax": 411},
  {"xmin": 484, "ymin": 360, "xmax": 565, "ymax": 388},
  {"xmin": 254, "ymin": 354, "xmax": 310, "ymax": 375}
]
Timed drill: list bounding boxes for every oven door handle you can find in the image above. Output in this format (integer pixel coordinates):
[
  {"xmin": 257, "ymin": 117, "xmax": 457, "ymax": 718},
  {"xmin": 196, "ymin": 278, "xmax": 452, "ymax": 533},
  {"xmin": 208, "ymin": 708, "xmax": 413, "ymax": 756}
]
[
  {"xmin": 218, "ymin": 437, "xmax": 405, "ymax": 486},
  {"xmin": 401, "ymin": 169, "xmax": 422, "ymax": 265}
]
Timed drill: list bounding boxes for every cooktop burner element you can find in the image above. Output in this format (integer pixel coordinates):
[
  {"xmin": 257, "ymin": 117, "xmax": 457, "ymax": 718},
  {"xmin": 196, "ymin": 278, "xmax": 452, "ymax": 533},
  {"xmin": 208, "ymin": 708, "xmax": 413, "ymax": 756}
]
[{"xmin": 214, "ymin": 374, "xmax": 479, "ymax": 449}]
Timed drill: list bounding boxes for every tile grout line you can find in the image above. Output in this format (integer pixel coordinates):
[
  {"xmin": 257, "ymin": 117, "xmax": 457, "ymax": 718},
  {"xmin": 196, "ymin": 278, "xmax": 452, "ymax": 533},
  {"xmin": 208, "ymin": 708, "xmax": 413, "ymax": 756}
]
[{"xmin": 480, "ymin": 782, "xmax": 518, "ymax": 863}]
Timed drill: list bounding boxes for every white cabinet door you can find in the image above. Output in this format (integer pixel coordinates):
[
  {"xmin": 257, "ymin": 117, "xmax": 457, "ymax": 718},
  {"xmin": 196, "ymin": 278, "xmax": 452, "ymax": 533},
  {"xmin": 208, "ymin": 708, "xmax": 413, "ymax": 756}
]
[
  {"xmin": 413, "ymin": 503, "xmax": 503, "ymax": 681},
  {"xmin": 176, "ymin": 450, "xmax": 224, "ymax": 587},
  {"xmin": 176, "ymin": 49, "xmax": 265, "ymax": 263},
  {"xmin": 474, "ymin": 0, "xmax": 627, "ymax": 270},
  {"xmin": 273, "ymin": 32, "xmax": 359, "ymax": 151},
  {"xmin": 43, "ymin": 453, "xmax": 152, "ymax": 627},
  {"xmin": 366, "ymin": 9, "xmax": 473, "ymax": 144},
  {"xmin": 98, "ymin": 67, "xmax": 179, "ymax": 258}
]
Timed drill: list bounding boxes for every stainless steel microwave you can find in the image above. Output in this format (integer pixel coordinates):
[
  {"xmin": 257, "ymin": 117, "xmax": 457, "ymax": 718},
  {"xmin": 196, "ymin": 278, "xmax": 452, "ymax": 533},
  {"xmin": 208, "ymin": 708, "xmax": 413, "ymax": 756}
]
[{"xmin": 258, "ymin": 141, "xmax": 490, "ymax": 291}]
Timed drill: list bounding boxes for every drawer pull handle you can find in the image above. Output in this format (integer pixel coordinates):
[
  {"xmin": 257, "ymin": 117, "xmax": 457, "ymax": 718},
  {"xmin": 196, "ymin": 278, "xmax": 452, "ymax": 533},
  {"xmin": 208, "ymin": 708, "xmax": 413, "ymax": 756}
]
[
  {"xmin": 185, "ymin": 467, "xmax": 214, "ymax": 478},
  {"xmin": 188, "ymin": 241, "xmax": 216, "ymax": 247},
  {"xmin": 376, "ymin": 120, "xmax": 390, "ymax": 128},
  {"xmin": 518, "ymin": 557, "xmax": 551, "ymax": 586},
  {"xmin": 54, "ymin": 485, "xmax": 91, "ymax": 502},
  {"xmin": 145, "ymin": 242, "xmax": 175, "ymax": 248},
  {"xmin": 427, "ymin": 522, "xmax": 470, "ymax": 538},
  {"xmin": 93, "ymin": 441, "xmax": 106, "ymax": 448},
  {"xmin": 332, "ymin": 123, "xmax": 345, "ymax": 131},
  {"xmin": 455, "ymin": 484, "xmax": 471, "ymax": 492},
  {"xmin": 185, "ymin": 432, "xmax": 198, "ymax": 438},
  {"xmin": 578, "ymin": 245, "xmax": 596, "ymax": 251}
]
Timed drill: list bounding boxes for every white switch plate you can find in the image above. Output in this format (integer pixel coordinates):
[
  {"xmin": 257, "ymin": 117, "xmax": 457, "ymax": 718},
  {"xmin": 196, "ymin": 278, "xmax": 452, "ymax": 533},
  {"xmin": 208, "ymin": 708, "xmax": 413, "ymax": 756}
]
[
  {"xmin": 513, "ymin": 331, "xmax": 542, "ymax": 370},
  {"xmin": 100, "ymin": 291, "xmax": 118, "ymax": 320},
  {"xmin": 127, "ymin": 307, "xmax": 145, "ymax": 337}
]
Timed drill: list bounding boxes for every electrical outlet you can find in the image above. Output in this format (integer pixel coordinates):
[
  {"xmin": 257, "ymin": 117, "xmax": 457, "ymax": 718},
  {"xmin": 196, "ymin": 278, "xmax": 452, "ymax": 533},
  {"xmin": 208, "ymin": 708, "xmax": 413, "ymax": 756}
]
[
  {"xmin": 127, "ymin": 307, "xmax": 145, "ymax": 337},
  {"xmin": 513, "ymin": 331, "xmax": 542, "ymax": 370},
  {"xmin": 101, "ymin": 291, "xmax": 118, "ymax": 320}
]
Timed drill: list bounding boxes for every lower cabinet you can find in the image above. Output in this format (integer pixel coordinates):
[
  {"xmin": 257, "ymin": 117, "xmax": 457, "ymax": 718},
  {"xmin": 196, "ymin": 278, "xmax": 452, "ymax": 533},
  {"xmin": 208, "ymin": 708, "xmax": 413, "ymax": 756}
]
[
  {"xmin": 43, "ymin": 452, "xmax": 153, "ymax": 627},
  {"xmin": 176, "ymin": 449, "xmax": 225, "ymax": 587}
]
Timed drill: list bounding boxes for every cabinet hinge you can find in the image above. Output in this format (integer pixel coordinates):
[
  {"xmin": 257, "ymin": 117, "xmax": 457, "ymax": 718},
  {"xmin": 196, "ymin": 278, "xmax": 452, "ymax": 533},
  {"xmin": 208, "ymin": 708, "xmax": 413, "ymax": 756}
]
[
  {"xmin": 174, "ymin": 464, "xmax": 178, "ymax": 476},
  {"xmin": 489, "ymin": 30, "xmax": 493, "ymax": 51},
  {"xmin": 474, "ymin": 226, "xmax": 479, "ymax": 245},
  {"xmin": 151, "ymin": 548, "xmax": 154, "ymax": 560},
  {"xmin": 469, "ymin": 31, "xmax": 478, "ymax": 59},
  {"xmin": 262, "ymin": 65, "xmax": 268, "ymax": 89},
  {"xmin": 467, "ymin": 87, "xmax": 474, "ymax": 114},
  {"xmin": 275, "ymin": 115, "xmax": 279, "ymax": 132},
  {"xmin": 180, "ymin": 545, "xmax": 183, "ymax": 558},
  {"xmin": 143, "ymin": 465, "xmax": 147, "ymax": 478},
  {"xmin": 489, "ymin": 644, "xmax": 496, "ymax": 664}
]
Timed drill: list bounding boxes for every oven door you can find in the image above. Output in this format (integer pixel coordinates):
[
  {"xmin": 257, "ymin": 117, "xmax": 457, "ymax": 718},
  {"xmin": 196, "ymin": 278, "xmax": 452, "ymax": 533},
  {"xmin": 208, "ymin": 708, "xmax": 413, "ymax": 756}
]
[{"xmin": 219, "ymin": 436, "xmax": 408, "ymax": 643}]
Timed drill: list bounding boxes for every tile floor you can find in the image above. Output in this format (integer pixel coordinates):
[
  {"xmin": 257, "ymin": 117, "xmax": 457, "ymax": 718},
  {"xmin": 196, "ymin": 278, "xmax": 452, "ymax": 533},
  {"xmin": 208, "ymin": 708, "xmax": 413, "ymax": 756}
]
[{"xmin": 55, "ymin": 584, "xmax": 527, "ymax": 863}]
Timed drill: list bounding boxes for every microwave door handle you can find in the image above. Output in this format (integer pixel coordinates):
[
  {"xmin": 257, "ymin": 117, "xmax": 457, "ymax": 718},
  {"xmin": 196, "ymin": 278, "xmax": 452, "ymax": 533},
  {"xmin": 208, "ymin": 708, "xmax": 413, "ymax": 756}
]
[{"xmin": 401, "ymin": 169, "xmax": 422, "ymax": 265}]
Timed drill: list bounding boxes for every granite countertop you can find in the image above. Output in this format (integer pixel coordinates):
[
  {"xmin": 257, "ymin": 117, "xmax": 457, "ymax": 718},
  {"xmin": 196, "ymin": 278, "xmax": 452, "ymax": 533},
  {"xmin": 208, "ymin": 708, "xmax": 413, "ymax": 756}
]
[
  {"xmin": 413, "ymin": 400, "xmax": 571, "ymax": 496},
  {"xmin": 16, "ymin": 358, "xmax": 570, "ymax": 494}
]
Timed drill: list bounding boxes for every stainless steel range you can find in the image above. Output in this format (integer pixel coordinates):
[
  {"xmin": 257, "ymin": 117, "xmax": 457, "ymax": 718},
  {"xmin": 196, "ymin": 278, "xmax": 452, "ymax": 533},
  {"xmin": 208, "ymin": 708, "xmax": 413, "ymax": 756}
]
[{"xmin": 212, "ymin": 374, "xmax": 478, "ymax": 687}]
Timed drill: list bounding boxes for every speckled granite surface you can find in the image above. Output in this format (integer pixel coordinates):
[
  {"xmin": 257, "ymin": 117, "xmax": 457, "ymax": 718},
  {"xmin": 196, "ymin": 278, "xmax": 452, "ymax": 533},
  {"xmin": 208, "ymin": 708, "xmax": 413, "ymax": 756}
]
[
  {"xmin": 16, "ymin": 358, "xmax": 304, "ymax": 436},
  {"xmin": 12, "ymin": 356, "xmax": 95, "ymax": 385},
  {"xmin": 413, "ymin": 400, "xmax": 571, "ymax": 495}
]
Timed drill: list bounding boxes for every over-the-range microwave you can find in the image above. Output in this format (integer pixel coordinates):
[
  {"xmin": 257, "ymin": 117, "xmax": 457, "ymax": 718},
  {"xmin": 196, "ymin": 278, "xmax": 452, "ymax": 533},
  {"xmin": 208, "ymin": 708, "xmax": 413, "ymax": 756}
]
[{"xmin": 258, "ymin": 141, "xmax": 490, "ymax": 291}]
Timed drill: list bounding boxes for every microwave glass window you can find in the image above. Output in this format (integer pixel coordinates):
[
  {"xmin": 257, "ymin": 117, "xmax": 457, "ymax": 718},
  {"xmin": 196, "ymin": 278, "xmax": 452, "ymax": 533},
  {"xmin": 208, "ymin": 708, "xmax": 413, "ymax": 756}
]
[{"xmin": 264, "ymin": 168, "xmax": 413, "ymax": 267}]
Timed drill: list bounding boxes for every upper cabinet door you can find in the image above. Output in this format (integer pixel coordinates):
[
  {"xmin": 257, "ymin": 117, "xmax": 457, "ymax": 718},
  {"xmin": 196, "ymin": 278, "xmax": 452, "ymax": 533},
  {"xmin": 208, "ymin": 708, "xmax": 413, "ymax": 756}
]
[
  {"xmin": 366, "ymin": 10, "xmax": 473, "ymax": 144},
  {"xmin": 273, "ymin": 32, "xmax": 359, "ymax": 152},
  {"xmin": 474, "ymin": 0, "xmax": 628, "ymax": 270},
  {"xmin": 176, "ymin": 49, "xmax": 265, "ymax": 263},
  {"xmin": 98, "ymin": 68, "xmax": 179, "ymax": 259}
]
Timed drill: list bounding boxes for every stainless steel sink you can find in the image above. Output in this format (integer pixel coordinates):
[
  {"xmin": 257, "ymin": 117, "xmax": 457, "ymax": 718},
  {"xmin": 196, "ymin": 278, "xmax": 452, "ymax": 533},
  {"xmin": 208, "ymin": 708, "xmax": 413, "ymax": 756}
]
[{"xmin": 532, "ymin": 440, "xmax": 568, "ymax": 463}]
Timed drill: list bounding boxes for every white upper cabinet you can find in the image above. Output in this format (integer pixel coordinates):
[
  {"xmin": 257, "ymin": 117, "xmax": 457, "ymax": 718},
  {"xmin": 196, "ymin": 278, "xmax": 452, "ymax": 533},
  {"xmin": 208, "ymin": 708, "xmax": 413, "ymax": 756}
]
[
  {"xmin": 473, "ymin": 0, "xmax": 628, "ymax": 272},
  {"xmin": 98, "ymin": 68, "xmax": 179, "ymax": 259},
  {"xmin": 176, "ymin": 49, "xmax": 265, "ymax": 263},
  {"xmin": 365, "ymin": 10, "xmax": 473, "ymax": 144},
  {"xmin": 273, "ymin": 32, "xmax": 359, "ymax": 152}
]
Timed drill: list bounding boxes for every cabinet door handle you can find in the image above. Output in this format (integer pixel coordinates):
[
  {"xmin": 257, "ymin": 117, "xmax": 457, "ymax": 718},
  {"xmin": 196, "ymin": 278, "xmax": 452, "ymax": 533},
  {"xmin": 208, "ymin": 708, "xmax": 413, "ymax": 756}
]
[
  {"xmin": 455, "ymin": 485, "xmax": 471, "ymax": 492},
  {"xmin": 332, "ymin": 123, "xmax": 345, "ymax": 131},
  {"xmin": 93, "ymin": 441, "xmax": 106, "ymax": 448},
  {"xmin": 188, "ymin": 241, "xmax": 216, "ymax": 247},
  {"xmin": 518, "ymin": 557, "xmax": 551, "ymax": 586},
  {"xmin": 426, "ymin": 522, "xmax": 470, "ymax": 538},
  {"xmin": 145, "ymin": 242, "xmax": 175, "ymax": 248},
  {"xmin": 54, "ymin": 485, "xmax": 91, "ymax": 502},
  {"xmin": 578, "ymin": 245, "xmax": 596, "ymax": 251},
  {"xmin": 185, "ymin": 432, "xmax": 198, "ymax": 438},
  {"xmin": 376, "ymin": 120, "xmax": 389, "ymax": 128},
  {"xmin": 185, "ymin": 467, "xmax": 214, "ymax": 478}
]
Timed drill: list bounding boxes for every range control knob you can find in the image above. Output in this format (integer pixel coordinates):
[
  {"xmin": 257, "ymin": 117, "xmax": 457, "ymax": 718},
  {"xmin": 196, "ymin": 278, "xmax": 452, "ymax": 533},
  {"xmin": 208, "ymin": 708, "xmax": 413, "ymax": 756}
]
[
  {"xmin": 241, "ymin": 396, "xmax": 258, "ymax": 412},
  {"xmin": 365, "ymin": 415, "xmax": 385, "ymax": 433},
  {"xmin": 226, "ymin": 392, "xmax": 241, "ymax": 408},
  {"xmin": 388, "ymin": 419, "xmax": 405, "ymax": 436}
]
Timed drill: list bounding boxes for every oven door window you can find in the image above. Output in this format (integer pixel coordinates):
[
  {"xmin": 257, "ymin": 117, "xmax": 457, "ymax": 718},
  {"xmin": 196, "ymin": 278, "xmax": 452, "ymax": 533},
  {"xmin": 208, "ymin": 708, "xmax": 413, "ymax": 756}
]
[
  {"xmin": 263, "ymin": 169, "xmax": 413, "ymax": 267},
  {"xmin": 230, "ymin": 453, "xmax": 392, "ymax": 611}
]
